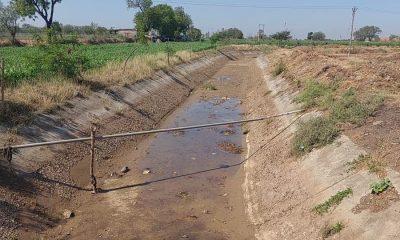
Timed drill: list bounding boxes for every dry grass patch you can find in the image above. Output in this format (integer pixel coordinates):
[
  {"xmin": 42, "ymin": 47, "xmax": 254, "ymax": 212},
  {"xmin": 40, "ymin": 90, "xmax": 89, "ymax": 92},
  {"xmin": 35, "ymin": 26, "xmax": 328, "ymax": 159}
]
[
  {"xmin": 8, "ymin": 79, "xmax": 88, "ymax": 112},
  {"xmin": 84, "ymin": 50, "xmax": 200, "ymax": 86}
]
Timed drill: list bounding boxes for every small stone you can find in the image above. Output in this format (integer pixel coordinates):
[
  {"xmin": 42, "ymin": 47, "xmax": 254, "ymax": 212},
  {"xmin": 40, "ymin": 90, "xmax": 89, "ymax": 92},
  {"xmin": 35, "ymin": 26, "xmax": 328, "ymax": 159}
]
[
  {"xmin": 63, "ymin": 210, "xmax": 75, "ymax": 219},
  {"xmin": 121, "ymin": 166, "xmax": 130, "ymax": 174},
  {"xmin": 203, "ymin": 209, "xmax": 211, "ymax": 214},
  {"xmin": 222, "ymin": 193, "xmax": 228, "ymax": 197},
  {"xmin": 142, "ymin": 169, "xmax": 151, "ymax": 175},
  {"xmin": 373, "ymin": 121, "xmax": 383, "ymax": 126},
  {"xmin": 182, "ymin": 235, "xmax": 189, "ymax": 238}
]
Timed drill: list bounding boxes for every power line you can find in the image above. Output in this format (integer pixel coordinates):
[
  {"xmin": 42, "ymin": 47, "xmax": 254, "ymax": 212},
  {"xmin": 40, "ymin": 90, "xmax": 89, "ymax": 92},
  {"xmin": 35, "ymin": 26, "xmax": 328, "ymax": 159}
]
[
  {"xmin": 153, "ymin": 0, "xmax": 352, "ymax": 10},
  {"xmin": 153, "ymin": 1, "xmax": 400, "ymax": 15}
]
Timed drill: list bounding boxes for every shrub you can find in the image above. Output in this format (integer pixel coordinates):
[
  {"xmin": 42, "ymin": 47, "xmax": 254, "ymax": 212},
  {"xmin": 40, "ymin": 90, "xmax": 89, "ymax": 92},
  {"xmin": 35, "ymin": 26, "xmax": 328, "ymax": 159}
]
[
  {"xmin": 314, "ymin": 188, "xmax": 353, "ymax": 215},
  {"xmin": 292, "ymin": 116, "xmax": 340, "ymax": 155},
  {"xmin": 323, "ymin": 222, "xmax": 344, "ymax": 238},
  {"xmin": 294, "ymin": 80, "xmax": 335, "ymax": 108},
  {"xmin": 330, "ymin": 88, "xmax": 383, "ymax": 125},
  {"xmin": 371, "ymin": 179, "xmax": 392, "ymax": 194},
  {"xmin": 27, "ymin": 44, "xmax": 89, "ymax": 79}
]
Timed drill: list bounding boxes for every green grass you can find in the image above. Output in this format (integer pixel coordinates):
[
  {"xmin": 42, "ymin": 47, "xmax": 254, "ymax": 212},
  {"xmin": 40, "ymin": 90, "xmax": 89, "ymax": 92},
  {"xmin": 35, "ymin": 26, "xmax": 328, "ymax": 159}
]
[
  {"xmin": 294, "ymin": 80, "xmax": 336, "ymax": 109},
  {"xmin": 292, "ymin": 116, "xmax": 340, "ymax": 155},
  {"xmin": 330, "ymin": 88, "xmax": 384, "ymax": 125},
  {"xmin": 293, "ymin": 80, "xmax": 384, "ymax": 154},
  {"xmin": 0, "ymin": 41, "xmax": 214, "ymax": 86},
  {"xmin": 371, "ymin": 179, "xmax": 392, "ymax": 194},
  {"xmin": 323, "ymin": 222, "xmax": 344, "ymax": 238},
  {"xmin": 314, "ymin": 188, "xmax": 353, "ymax": 215}
]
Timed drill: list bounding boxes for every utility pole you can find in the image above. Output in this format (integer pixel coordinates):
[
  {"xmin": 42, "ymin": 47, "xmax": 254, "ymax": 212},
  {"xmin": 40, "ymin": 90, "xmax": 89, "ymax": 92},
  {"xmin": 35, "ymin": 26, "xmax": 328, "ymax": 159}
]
[{"xmin": 348, "ymin": 6, "xmax": 358, "ymax": 56}]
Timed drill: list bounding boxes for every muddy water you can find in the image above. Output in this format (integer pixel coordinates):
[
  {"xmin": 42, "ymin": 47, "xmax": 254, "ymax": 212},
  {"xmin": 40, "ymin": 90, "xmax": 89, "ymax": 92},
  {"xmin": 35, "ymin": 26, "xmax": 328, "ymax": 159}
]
[
  {"xmin": 127, "ymin": 96, "xmax": 253, "ymax": 239},
  {"xmin": 139, "ymin": 97, "xmax": 243, "ymax": 179}
]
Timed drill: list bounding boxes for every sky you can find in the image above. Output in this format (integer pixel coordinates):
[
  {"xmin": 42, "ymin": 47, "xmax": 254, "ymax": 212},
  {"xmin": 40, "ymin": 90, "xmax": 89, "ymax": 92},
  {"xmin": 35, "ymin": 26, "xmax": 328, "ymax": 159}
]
[{"xmin": 2, "ymin": 0, "xmax": 400, "ymax": 39}]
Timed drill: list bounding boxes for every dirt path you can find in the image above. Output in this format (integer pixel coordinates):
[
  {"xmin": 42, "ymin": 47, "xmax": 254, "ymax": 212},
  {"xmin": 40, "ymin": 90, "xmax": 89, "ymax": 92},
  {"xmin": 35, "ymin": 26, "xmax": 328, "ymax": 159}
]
[{"xmin": 42, "ymin": 53, "xmax": 263, "ymax": 239}]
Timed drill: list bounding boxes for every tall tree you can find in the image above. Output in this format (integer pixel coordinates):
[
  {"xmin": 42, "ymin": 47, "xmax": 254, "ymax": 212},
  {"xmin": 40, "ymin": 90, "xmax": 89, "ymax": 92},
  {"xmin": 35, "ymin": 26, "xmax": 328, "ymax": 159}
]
[
  {"xmin": 127, "ymin": 0, "xmax": 152, "ymax": 12},
  {"xmin": 174, "ymin": 7, "xmax": 192, "ymax": 37},
  {"xmin": 12, "ymin": 0, "xmax": 62, "ymax": 28},
  {"xmin": 0, "ymin": 2, "xmax": 21, "ymax": 44},
  {"xmin": 354, "ymin": 26, "xmax": 382, "ymax": 41}
]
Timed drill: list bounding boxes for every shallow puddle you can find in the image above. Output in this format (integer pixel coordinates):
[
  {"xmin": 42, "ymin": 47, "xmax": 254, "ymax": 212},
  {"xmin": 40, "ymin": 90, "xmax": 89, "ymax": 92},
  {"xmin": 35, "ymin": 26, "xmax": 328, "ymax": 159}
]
[{"xmin": 138, "ymin": 97, "xmax": 243, "ymax": 178}]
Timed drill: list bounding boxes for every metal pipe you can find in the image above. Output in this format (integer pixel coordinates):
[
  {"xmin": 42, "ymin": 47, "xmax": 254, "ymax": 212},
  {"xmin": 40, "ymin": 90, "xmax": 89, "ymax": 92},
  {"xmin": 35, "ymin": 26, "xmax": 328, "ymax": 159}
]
[{"xmin": 2, "ymin": 109, "xmax": 304, "ymax": 151}]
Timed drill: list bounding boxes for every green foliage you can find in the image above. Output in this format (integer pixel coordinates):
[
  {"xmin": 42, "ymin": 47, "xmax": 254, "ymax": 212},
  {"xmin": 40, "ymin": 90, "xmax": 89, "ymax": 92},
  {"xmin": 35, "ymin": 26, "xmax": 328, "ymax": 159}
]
[
  {"xmin": 211, "ymin": 28, "xmax": 244, "ymax": 41},
  {"xmin": 346, "ymin": 154, "xmax": 371, "ymax": 172},
  {"xmin": 134, "ymin": 3, "xmax": 192, "ymax": 40},
  {"xmin": 0, "ymin": 41, "xmax": 214, "ymax": 86},
  {"xmin": 295, "ymin": 80, "xmax": 384, "ymax": 126},
  {"xmin": 314, "ymin": 188, "xmax": 353, "ymax": 215},
  {"xmin": 323, "ymin": 222, "xmax": 344, "ymax": 238},
  {"xmin": 187, "ymin": 27, "xmax": 202, "ymax": 41},
  {"xmin": 12, "ymin": 0, "xmax": 62, "ymax": 28},
  {"xmin": 354, "ymin": 26, "xmax": 382, "ymax": 41},
  {"xmin": 307, "ymin": 31, "xmax": 326, "ymax": 41},
  {"xmin": 294, "ymin": 80, "xmax": 336, "ymax": 108},
  {"xmin": 371, "ymin": 179, "xmax": 392, "ymax": 194},
  {"xmin": 203, "ymin": 83, "xmax": 217, "ymax": 91},
  {"xmin": 330, "ymin": 88, "xmax": 384, "ymax": 125},
  {"xmin": 292, "ymin": 116, "xmax": 340, "ymax": 155},
  {"xmin": 270, "ymin": 31, "xmax": 292, "ymax": 40},
  {"xmin": 26, "ymin": 44, "xmax": 89, "ymax": 79},
  {"xmin": 272, "ymin": 61, "xmax": 286, "ymax": 77},
  {"xmin": 0, "ymin": 2, "xmax": 21, "ymax": 44}
]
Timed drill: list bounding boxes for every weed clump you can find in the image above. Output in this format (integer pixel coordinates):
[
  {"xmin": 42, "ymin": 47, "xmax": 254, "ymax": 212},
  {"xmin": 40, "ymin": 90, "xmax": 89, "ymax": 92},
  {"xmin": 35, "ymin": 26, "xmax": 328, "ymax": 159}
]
[
  {"xmin": 371, "ymin": 179, "xmax": 392, "ymax": 195},
  {"xmin": 292, "ymin": 116, "xmax": 339, "ymax": 155},
  {"xmin": 330, "ymin": 88, "xmax": 384, "ymax": 125},
  {"xmin": 293, "ymin": 80, "xmax": 384, "ymax": 154},
  {"xmin": 272, "ymin": 60, "xmax": 286, "ymax": 77},
  {"xmin": 323, "ymin": 222, "xmax": 344, "ymax": 238},
  {"xmin": 314, "ymin": 188, "xmax": 353, "ymax": 215},
  {"xmin": 294, "ymin": 80, "xmax": 335, "ymax": 109},
  {"xmin": 203, "ymin": 83, "xmax": 217, "ymax": 91}
]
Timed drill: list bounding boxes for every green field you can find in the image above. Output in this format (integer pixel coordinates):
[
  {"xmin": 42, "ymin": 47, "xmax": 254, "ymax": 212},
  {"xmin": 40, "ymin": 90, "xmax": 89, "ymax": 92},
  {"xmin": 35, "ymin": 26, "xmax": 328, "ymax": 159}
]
[{"xmin": 0, "ymin": 41, "xmax": 214, "ymax": 86}]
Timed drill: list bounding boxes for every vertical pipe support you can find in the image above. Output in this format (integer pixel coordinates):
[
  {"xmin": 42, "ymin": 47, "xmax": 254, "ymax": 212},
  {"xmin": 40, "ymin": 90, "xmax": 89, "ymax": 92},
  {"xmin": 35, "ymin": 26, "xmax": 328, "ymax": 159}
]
[{"xmin": 90, "ymin": 126, "xmax": 97, "ymax": 194}]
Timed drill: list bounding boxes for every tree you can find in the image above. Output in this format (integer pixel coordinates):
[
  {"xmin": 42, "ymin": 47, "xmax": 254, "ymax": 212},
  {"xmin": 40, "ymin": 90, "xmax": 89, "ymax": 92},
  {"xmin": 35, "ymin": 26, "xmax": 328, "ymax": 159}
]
[
  {"xmin": 127, "ymin": 0, "xmax": 152, "ymax": 12},
  {"xmin": 134, "ymin": 3, "xmax": 194, "ymax": 41},
  {"xmin": 187, "ymin": 27, "xmax": 202, "ymax": 41},
  {"xmin": 11, "ymin": 0, "xmax": 62, "ymax": 29},
  {"xmin": 174, "ymin": 7, "xmax": 192, "ymax": 38},
  {"xmin": 0, "ymin": 2, "xmax": 21, "ymax": 44},
  {"xmin": 150, "ymin": 4, "xmax": 177, "ymax": 39},
  {"xmin": 270, "ymin": 30, "xmax": 292, "ymax": 40},
  {"xmin": 354, "ymin": 26, "xmax": 382, "ymax": 41},
  {"xmin": 211, "ymin": 28, "xmax": 244, "ymax": 41},
  {"xmin": 307, "ymin": 31, "xmax": 326, "ymax": 41}
]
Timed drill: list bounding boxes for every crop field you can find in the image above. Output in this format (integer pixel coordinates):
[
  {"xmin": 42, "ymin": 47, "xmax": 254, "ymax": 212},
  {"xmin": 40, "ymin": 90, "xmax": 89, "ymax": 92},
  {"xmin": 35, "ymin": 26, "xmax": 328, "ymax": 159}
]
[{"xmin": 0, "ymin": 41, "xmax": 214, "ymax": 86}]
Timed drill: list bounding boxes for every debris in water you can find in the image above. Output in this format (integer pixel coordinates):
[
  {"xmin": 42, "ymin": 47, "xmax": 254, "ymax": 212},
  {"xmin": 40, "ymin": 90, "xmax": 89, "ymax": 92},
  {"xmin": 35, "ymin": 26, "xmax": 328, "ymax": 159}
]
[
  {"xmin": 121, "ymin": 166, "xmax": 130, "ymax": 174},
  {"xmin": 218, "ymin": 141, "xmax": 243, "ymax": 154},
  {"xmin": 221, "ymin": 129, "xmax": 236, "ymax": 136},
  {"xmin": 142, "ymin": 168, "xmax": 151, "ymax": 175},
  {"xmin": 177, "ymin": 191, "xmax": 189, "ymax": 199}
]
